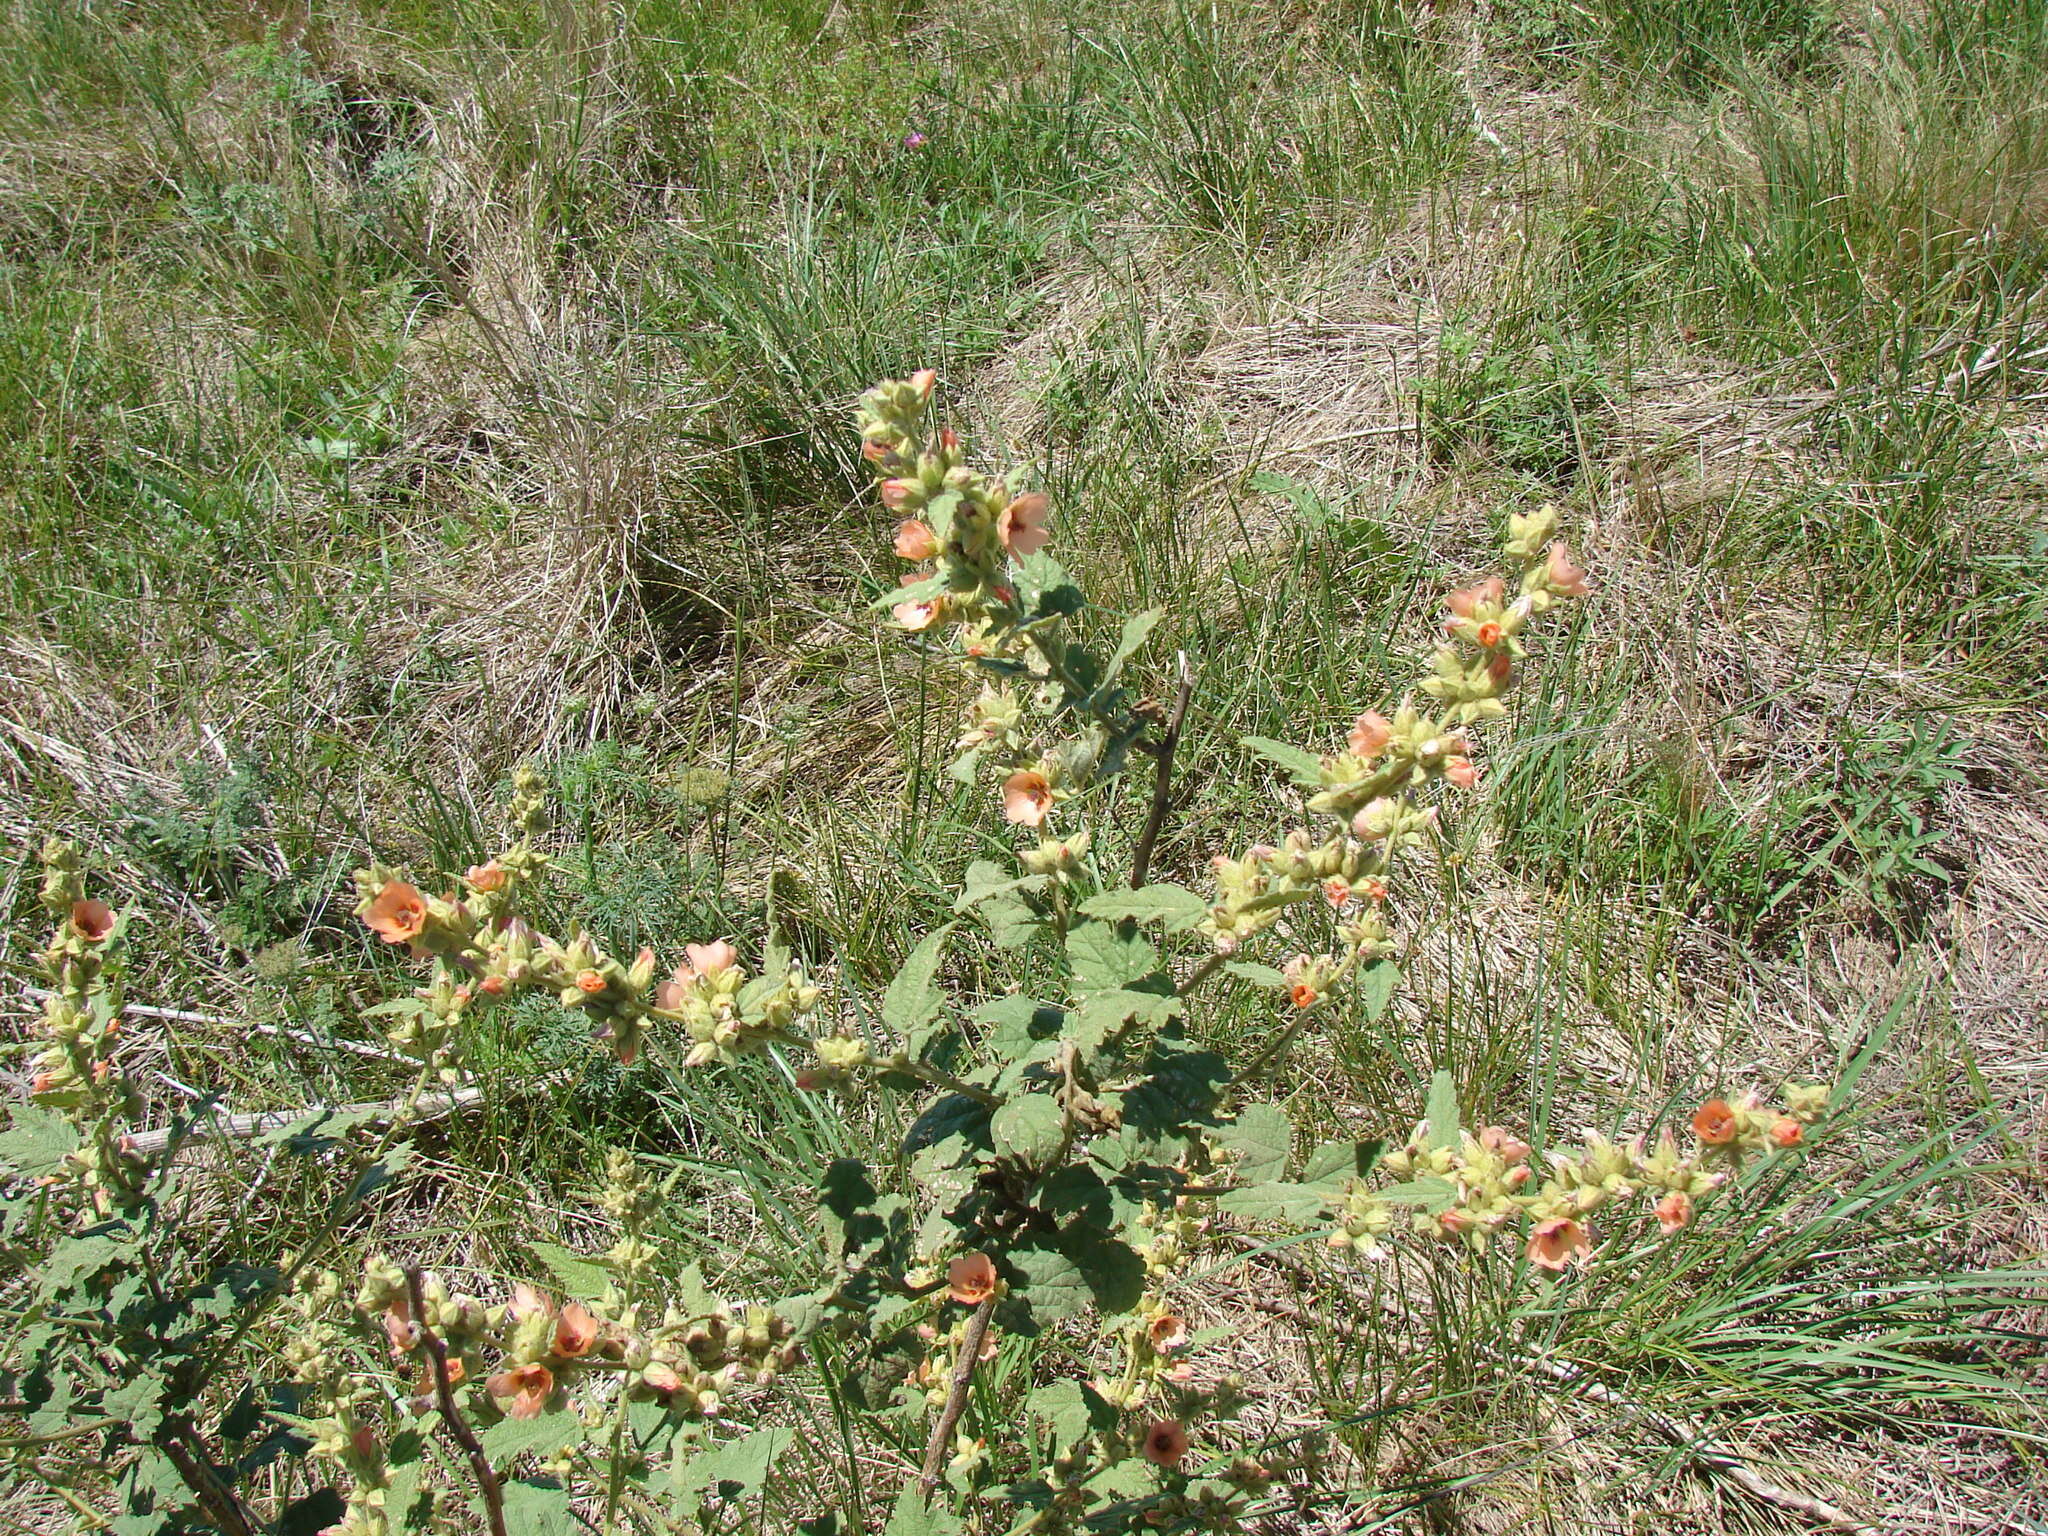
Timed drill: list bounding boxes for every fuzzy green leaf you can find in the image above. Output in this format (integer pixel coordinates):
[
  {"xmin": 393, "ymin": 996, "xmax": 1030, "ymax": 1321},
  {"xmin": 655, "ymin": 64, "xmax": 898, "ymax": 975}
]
[
  {"xmin": 1303, "ymin": 1139, "xmax": 1383, "ymax": 1189},
  {"xmin": 1070, "ymin": 987, "xmax": 1181, "ymax": 1055},
  {"xmin": 1425, "ymin": 1070, "xmax": 1460, "ymax": 1151},
  {"xmin": 675, "ymin": 1427, "xmax": 796, "ymax": 1515},
  {"xmin": 1224, "ymin": 960, "xmax": 1288, "ymax": 988},
  {"xmin": 0, "ymin": 1106, "xmax": 76, "ymax": 1178},
  {"xmin": 1375, "ymin": 1175, "xmax": 1457, "ymax": 1209},
  {"xmin": 1212, "ymin": 1104, "xmax": 1292, "ymax": 1185},
  {"xmin": 481, "ymin": 1410, "xmax": 581, "ymax": 1470},
  {"xmin": 870, "ymin": 572, "xmax": 946, "ymax": 612},
  {"xmin": 884, "ymin": 923, "xmax": 956, "ymax": 1036},
  {"xmin": 991, "ymin": 1094, "xmax": 1067, "ymax": 1166},
  {"xmin": 1102, "ymin": 608, "xmax": 1162, "ymax": 685},
  {"xmin": 956, "ymin": 862, "xmax": 1046, "ymax": 913},
  {"xmin": 1240, "ymin": 735, "xmax": 1327, "ymax": 785},
  {"xmin": 501, "ymin": 1479, "xmax": 577, "ymax": 1535},
  {"xmin": 1077, "ymin": 884, "xmax": 1208, "ymax": 931},
  {"xmin": 1029, "ymin": 1379, "xmax": 1119, "ymax": 1451},
  {"xmin": 528, "ymin": 1243, "xmax": 610, "ymax": 1300},
  {"xmin": 1356, "ymin": 959, "xmax": 1400, "ymax": 1021},
  {"xmin": 1216, "ymin": 1181, "xmax": 1332, "ymax": 1223},
  {"xmin": 1065, "ymin": 922, "xmax": 1159, "ymax": 992},
  {"xmin": 884, "ymin": 1485, "xmax": 965, "ymax": 1536}
]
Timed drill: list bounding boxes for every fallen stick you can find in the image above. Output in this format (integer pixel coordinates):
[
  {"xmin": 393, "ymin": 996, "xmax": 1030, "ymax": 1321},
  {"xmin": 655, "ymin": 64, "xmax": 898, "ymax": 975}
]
[
  {"xmin": 123, "ymin": 1069, "xmax": 575, "ymax": 1158},
  {"xmin": 21, "ymin": 987, "xmax": 414, "ymax": 1065}
]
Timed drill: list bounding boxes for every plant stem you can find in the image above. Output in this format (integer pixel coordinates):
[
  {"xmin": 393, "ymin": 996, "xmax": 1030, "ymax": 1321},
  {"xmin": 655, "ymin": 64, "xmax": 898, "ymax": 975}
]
[
  {"xmin": 1131, "ymin": 651, "xmax": 1194, "ymax": 889},
  {"xmin": 916, "ymin": 1295, "xmax": 997, "ymax": 1499},
  {"xmin": 405, "ymin": 1267, "xmax": 510, "ymax": 1536}
]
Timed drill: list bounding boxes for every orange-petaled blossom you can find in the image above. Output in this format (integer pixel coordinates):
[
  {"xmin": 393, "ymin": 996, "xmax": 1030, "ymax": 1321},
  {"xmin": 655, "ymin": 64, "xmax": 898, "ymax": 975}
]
[
  {"xmin": 362, "ymin": 881, "xmax": 430, "ymax": 946},
  {"xmin": 893, "ymin": 592, "xmax": 944, "ymax": 632},
  {"xmin": 909, "ymin": 368, "xmax": 937, "ymax": 399},
  {"xmin": 1546, "ymin": 541, "xmax": 1589, "ymax": 597},
  {"xmin": 948, "ymin": 1252, "xmax": 999, "ymax": 1306},
  {"xmin": 1691, "ymin": 1098, "xmax": 1737, "ymax": 1146},
  {"xmin": 1149, "ymin": 1314, "xmax": 1189, "ymax": 1353},
  {"xmin": 997, "ymin": 492, "xmax": 1050, "ymax": 557},
  {"xmin": 894, "ymin": 519, "xmax": 938, "ymax": 560},
  {"xmin": 1322, "ymin": 878, "xmax": 1353, "ymax": 909},
  {"xmin": 70, "ymin": 899, "xmax": 115, "ymax": 943},
  {"xmin": 381, "ymin": 1297, "xmax": 417, "ymax": 1357},
  {"xmin": 486, "ymin": 1362, "xmax": 554, "ymax": 1420},
  {"xmin": 1769, "ymin": 1116, "xmax": 1804, "ymax": 1149},
  {"xmin": 1142, "ymin": 1419, "xmax": 1190, "ymax": 1468},
  {"xmin": 682, "ymin": 940, "xmax": 739, "ymax": 981},
  {"xmin": 1526, "ymin": 1216, "xmax": 1591, "ymax": 1271},
  {"xmin": 1446, "ymin": 576, "xmax": 1506, "ymax": 619},
  {"xmin": 1002, "ymin": 770, "xmax": 1054, "ymax": 828},
  {"xmin": 879, "ymin": 479, "xmax": 917, "ymax": 511},
  {"xmin": 641, "ymin": 1360, "xmax": 683, "ymax": 1396},
  {"xmin": 575, "ymin": 970, "xmax": 607, "ymax": 995},
  {"xmin": 553, "ymin": 1302, "xmax": 601, "ymax": 1359},
  {"xmin": 1348, "ymin": 710, "xmax": 1393, "ymax": 759},
  {"xmin": 1444, "ymin": 758, "xmax": 1479, "ymax": 790},
  {"xmin": 1655, "ymin": 1190, "xmax": 1694, "ymax": 1234},
  {"xmin": 466, "ymin": 861, "xmax": 508, "ymax": 893},
  {"xmin": 1476, "ymin": 621, "xmax": 1504, "ymax": 649}
]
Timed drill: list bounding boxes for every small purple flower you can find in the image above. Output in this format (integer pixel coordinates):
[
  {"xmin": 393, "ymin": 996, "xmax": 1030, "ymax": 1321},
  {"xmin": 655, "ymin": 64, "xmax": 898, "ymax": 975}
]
[{"xmin": 903, "ymin": 131, "xmax": 927, "ymax": 150}]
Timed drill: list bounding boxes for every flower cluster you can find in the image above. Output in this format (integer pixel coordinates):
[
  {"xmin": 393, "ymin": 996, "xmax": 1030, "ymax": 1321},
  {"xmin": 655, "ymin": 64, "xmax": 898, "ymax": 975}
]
[
  {"xmin": 27, "ymin": 839, "xmax": 146, "ymax": 1214},
  {"xmin": 861, "ymin": 372, "xmax": 1156, "ymax": 859},
  {"xmin": 1202, "ymin": 510, "xmax": 1591, "ymax": 1017},
  {"xmin": 1328, "ymin": 1084, "xmax": 1830, "ymax": 1270},
  {"xmin": 351, "ymin": 767, "xmax": 822, "ymax": 1072}
]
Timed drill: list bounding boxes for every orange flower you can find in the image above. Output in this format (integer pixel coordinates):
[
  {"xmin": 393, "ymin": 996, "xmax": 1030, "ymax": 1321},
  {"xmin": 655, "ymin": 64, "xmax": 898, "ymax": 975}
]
[
  {"xmin": 479, "ymin": 974, "xmax": 506, "ymax": 997},
  {"xmin": 1348, "ymin": 710, "xmax": 1393, "ymax": 759},
  {"xmin": 1476, "ymin": 620, "xmax": 1503, "ymax": 648},
  {"xmin": 1288, "ymin": 982, "xmax": 1317, "ymax": 1009},
  {"xmin": 1148, "ymin": 1313, "xmax": 1189, "ymax": 1353},
  {"xmin": 70, "ymin": 899, "xmax": 115, "ymax": 943},
  {"xmin": 909, "ymin": 368, "xmax": 937, "ymax": 399},
  {"xmin": 1446, "ymin": 577, "xmax": 1506, "ymax": 619},
  {"xmin": 1769, "ymin": 1116, "xmax": 1803, "ymax": 1149},
  {"xmin": 552, "ymin": 1301, "xmax": 601, "ymax": 1359},
  {"xmin": 1691, "ymin": 1098, "xmax": 1737, "ymax": 1146},
  {"xmin": 861, "ymin": 439, "xmax": 891, "ymax": 464},
  {"xmin": 1142, "ymin": 1419, "xmax": 1190, "ymax": 1468},
  {"xmin": 997, "ymin": 492, "xmax": 1050, "ymax": 557},
  {"xmin": 893, "ymin": 593, "xmax": 944, "ymax": 631},
  {"xmin": 1655, "ymin": 1190, "xmax": 1694, "ymax": 1234},
  {"xmin": 1526, "ymin": 1216, "xmax": 1591, "ymax": 1271},
  {"xmin": 486, "ymin": 1362, "xmax": 554, "ymax": 1419},
  {"xmin": 879, "ymin": 478, "xmax": 917, "ymax": 511},
  {"xmin": 1002, "ymin": 770, "xmax": 1053, "ymax": 828},
  {"xmin": 1444, "ymin": 758, "xmax": 1478, "ymax": 790},
  {"xmin": 947, "ymin": 1252, "xmax": 999, "ymax": 1306},
  {"xmin": 1546, "ymin": 541, "xmax": 1589, "ymax": 597},
  {"xmin": 575, "ymin": 969, "xmax": 607, "ymax": 995},
  {"xmin": 465, "ymin": 861, "xmax": 508, "ymax": 893},
  {"xmin": 362, "ymin": 881, "xmax": 429, "ymax": 946},
  {"xmin": 682, "ymin": 940, "xmax": 739, "ymax": 981},
  {"xmin": 894, "ymin": 519, "xmax": 938, "ymax": 560},
  {"xmin": 1478, "ymin": 1125, "xmax": 1531, "ymax": 1164},
  {"xmin": 382, "ymin": 1296, "xmax": 418, "ymax": 1357},
  {"xmin": 1322, "ymin": 878, "xmax": 1353, "ymax": 909},
  {"xmin": 1487, "ymin": 652, "xmax": 1513, "ymax": 684}
]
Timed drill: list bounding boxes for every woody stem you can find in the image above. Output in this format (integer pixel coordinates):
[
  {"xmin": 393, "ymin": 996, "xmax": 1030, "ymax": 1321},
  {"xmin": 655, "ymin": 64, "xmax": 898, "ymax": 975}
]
[
  {"xmin": 917, "ymin": 1295, "xmax": 997, "ymax": 1499},
  {"xmin": 405, "ymin": 1268, "xmax": 509, "ymax": 1536}
]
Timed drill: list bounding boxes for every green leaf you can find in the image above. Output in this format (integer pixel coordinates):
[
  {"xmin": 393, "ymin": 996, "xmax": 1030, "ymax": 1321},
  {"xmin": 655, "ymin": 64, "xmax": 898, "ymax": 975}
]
[
  {"xmin": 884, "ymin": 923, "xmax": 956, "ymax": 1037},
  {"xmin": 481, "ymin": 1410, "xmax": 581, "ymax": 1470},
  {"xmin": 991, "ymin": 1094, "xmax": 1067, "ymax": 1166},
  {"xmin": 1375, "ymin": 1175, "xmax": 1457, "ymax": 1210},
  {"xmin": 981, "ymin": 891, "xmax": 1045, "ymax": 949},
  {"xmin": 1223, "ymin": 960, "xmax": 1287, "ymax": 988},
  {"xmin": 1216, "ymin": 1181, "xmax": 1332, "ymax": 1223},
  {"xmin": 956, "ymin": 862, "xmax": 1045, "ymax": 913},
  {"xmin": 276, "ymin": 1491, "xmax": 347, "ymax": 1536},
  {"xmin": 977, "ymin": 996, "xmax": 1064, "ymax": 1060},
  {"xmin": 1029, "ymin": 1379, "xmax": 1119, "ymax": 1450},
  {"xmin": 1355, "ymin": 959, "xmax": 1399, "ymax": 1021},
  {"xmin": 1250, "ymin": 469, "xmax": 1334, "ymax": 531},
  {"xmin": 675, "ymin": 1427, "xmax": 795, "ymax": 1515},
  {"xmin": 528, "ymin": 1243, "xmax": 610, "ymax": 1299},
  {"xmin": 501, "ymin": 1478, "xmax": 577, "ymax": 1535},
  {"xmin": 1303, "ymin": 1139, "xmax": 1383, "ymax": 1189},
  {"xmin": 1002, "ymin": 1240, "xmax": 1089, "ymax": 1325},
  {"xmin": 1077, "ymin": 884, "xmax": 1208, "ymax": 931},
  {"xmin": 884, "ymin": 1484, "xmax": 964, "ymax": 1536},
  {"xmin": 0, "ymin": 1106, "xmax": 77, "ymax": 1177},
  {"xmin": 1240, "ymin": 734, "xmax": 1326, "ymax": 785},
  {"xmin": 1212, "ymin": 1105, "xmax": 1292, "ymax": 1185},
  {"xmin": 1425, "ymin": 1070, "xmax": 1460, "ymax": 1151},
  {"xmin": 1070, "ymin": 987, "xmax": 1181, "ymax": 1056},
  {"xmin": 1065, "ymin": 922, "xmax": 1159, "ymax": 992},
  {"xmin": 871, "ymin": 573, "xmax": 946, "ymax": 612},
  {"xmin": 1102, "ymin": 607, "xmax": 1162, "ymax": 685}
]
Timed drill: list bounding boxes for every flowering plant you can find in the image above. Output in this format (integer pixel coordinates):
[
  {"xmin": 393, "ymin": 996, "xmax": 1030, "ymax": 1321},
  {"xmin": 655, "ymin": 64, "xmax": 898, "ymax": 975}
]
[{"xmin": 1, "ymin": 375, "xmax": 1828, "ymax": 1534}]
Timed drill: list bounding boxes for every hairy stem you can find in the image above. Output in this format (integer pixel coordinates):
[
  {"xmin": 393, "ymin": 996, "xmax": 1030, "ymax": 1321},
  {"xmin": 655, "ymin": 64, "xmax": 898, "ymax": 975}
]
[
  {"xmin": 1131, "ymin": 651, "xmax": 1194, "ymax": 889},
  {"xmin": 405, "ymin": 1267, "xmax": 509, "ymax": 1536},
  {"xmin": 917, "ymin": 1295, "xmax": 998, "ymax": 1499}
]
